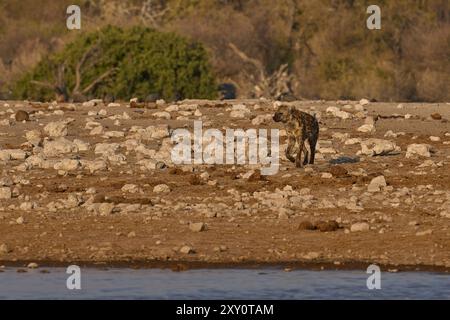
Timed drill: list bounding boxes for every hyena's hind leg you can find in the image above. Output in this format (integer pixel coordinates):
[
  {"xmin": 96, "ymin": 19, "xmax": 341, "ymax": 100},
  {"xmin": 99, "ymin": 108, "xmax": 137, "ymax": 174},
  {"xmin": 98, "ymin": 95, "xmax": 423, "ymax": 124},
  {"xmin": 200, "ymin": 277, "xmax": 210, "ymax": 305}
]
[
  {"xmin": 303, "ymin": 140, "xmax": 311, "ymax": 166},
  {"xmin": 308, "ymin": 134, "xmax": 318, "ymax": 165}
]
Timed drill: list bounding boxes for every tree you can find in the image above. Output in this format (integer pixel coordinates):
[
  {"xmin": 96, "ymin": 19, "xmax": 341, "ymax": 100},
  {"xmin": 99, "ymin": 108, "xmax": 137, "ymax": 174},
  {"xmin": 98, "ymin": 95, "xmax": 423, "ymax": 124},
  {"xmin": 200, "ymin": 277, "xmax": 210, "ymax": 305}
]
[{"xmin": 13, "ymin": 25, "xmax": 217, "ymax": 102}]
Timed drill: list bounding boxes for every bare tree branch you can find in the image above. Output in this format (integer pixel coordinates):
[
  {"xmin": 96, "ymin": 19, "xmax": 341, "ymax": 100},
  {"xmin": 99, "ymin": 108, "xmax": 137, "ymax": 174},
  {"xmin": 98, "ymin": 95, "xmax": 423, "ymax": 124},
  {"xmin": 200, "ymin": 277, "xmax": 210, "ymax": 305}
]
[
  {"xmin": 228, "ymin": 42, "xmax": 266, "ymax": 83},
  {"xmin": 138, "ymin": 0, "xmax": 169, "ymax": 27},
  {"xmin": 81, "ymin": 68, "xmax": 118, "ymax": 94},
  {"xmin": 73, "ymin": 44, "xmax": 100, "ymax": 94}
]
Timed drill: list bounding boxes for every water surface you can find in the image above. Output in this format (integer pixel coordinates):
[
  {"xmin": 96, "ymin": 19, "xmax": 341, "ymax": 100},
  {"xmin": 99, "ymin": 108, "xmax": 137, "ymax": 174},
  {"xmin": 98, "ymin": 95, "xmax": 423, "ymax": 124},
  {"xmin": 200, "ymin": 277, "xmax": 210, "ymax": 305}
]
[{"xmin": 0, "ymin": 268, "xmax": 449, "ymax": 299}]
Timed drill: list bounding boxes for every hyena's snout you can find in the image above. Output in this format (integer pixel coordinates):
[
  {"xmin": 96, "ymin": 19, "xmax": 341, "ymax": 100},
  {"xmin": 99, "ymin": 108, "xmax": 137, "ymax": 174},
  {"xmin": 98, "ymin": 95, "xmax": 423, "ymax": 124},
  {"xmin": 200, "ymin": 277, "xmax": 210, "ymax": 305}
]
[{"xmin": 273, "ymin": 113, "xmax": 282, "ymax": 122}]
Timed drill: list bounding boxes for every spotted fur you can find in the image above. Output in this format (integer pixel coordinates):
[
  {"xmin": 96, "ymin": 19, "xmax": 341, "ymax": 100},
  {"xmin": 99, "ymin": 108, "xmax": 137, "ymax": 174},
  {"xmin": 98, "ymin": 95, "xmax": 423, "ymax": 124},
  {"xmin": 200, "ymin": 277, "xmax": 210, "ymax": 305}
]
[{"xmin": 273, "ymin": 105, "xmax": 319, "ymax": 168}]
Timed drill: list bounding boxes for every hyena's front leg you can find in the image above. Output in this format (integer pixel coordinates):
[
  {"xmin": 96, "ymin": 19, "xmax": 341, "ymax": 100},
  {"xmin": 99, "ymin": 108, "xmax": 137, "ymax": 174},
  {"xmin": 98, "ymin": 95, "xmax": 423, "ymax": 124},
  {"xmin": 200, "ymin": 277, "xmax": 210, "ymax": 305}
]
[
  {"xmin": 295, "ymin": 139, "xmax": 305, "ymax": 168},
  {"xmin": 285, "ymin": 136, "xmax": 296, "ymax": 163}
]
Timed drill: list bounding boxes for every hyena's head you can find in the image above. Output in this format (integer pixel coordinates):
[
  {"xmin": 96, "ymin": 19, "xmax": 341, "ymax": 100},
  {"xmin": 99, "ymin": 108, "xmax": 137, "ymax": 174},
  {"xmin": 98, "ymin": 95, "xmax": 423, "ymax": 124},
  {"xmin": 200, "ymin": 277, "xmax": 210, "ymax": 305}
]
[{"xmin": 273, "ymin": 105, "xmax": 292, "ymax": 123}]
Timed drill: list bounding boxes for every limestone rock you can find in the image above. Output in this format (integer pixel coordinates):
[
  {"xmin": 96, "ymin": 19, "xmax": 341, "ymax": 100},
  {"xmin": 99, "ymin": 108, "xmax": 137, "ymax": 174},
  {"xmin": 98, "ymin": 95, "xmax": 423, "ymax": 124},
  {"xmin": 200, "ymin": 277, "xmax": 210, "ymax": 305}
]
[{"xmin": 406, "ymin": 144, "xmax": 432, "ymax": 158}]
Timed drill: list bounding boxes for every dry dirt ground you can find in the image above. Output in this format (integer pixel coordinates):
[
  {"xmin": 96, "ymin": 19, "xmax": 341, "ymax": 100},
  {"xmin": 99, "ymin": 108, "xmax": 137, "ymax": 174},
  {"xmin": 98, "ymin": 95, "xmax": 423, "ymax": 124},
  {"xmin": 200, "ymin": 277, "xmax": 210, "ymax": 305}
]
[{"xmin": 0, "ymin": 99, "xmax": 450, "ymax": 272}]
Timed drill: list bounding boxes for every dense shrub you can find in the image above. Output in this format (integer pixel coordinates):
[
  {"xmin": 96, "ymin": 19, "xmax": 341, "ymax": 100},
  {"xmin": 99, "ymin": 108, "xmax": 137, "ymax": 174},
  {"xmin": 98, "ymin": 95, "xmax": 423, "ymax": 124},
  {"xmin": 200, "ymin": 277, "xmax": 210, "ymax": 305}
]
[{"xmin": 12, "ymin": 25, "xmax": 217, "ymax": 101}]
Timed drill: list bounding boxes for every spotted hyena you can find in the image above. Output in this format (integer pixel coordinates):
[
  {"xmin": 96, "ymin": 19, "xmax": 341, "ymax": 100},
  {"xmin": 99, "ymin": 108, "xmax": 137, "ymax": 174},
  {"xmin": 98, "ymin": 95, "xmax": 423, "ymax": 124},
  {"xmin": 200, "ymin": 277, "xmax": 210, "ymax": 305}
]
[{"xmin": 273, "ymin": 105, "xmax": 319, "ymax": 168}]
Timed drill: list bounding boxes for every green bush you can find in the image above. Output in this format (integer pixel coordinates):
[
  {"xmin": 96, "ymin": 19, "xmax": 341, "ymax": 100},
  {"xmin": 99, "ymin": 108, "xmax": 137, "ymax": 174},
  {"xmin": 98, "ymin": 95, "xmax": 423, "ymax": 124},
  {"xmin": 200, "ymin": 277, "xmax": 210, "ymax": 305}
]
[{"xmin": 13, "ymin": 25, "xmax": 217, "ymax": 101}]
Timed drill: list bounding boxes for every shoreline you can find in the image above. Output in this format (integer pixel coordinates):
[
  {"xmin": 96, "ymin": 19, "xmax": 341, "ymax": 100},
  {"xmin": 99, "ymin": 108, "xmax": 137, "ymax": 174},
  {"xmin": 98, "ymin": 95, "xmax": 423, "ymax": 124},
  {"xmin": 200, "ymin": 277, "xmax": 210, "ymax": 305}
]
[{"xmin": 2, "ymin": 259, "xmax": 450, "ymax": 273}]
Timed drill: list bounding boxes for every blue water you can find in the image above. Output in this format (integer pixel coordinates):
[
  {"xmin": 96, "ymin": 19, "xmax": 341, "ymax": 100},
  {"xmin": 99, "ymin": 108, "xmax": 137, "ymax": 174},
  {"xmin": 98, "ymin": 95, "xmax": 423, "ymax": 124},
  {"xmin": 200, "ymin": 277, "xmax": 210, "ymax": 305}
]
[{"xmin": 0, "ymin": 268, "xmax": 449, "ymax": 299}]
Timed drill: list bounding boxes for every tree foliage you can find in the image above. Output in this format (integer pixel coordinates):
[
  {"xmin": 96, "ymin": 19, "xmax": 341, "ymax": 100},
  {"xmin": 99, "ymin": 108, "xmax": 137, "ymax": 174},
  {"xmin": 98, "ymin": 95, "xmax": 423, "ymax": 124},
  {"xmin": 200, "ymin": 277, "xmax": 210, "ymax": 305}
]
[{"xmin": 12, "ymin": 25, "xmax": 217, "ymax": 101}]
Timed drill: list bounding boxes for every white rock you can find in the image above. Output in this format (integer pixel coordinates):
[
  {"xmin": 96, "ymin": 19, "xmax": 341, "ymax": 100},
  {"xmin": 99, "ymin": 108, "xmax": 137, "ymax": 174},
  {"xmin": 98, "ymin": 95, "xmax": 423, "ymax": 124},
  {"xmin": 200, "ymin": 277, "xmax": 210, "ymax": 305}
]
[
  {"xmin": 107, "ymin": 153, "xmax": 127, "ymax": 164},
  {"xmin": 136, "ymin": 159, "xmax": 158, "ymax": 171},
  {"xmin": 25, "ymin": 130, "xmax": 42, "ymax": 145},
  {"xmin": 153, "ymin": 112, "xmax": 171, "ymax": 120},
  {"xmin": 53, "ymin": 159, "xmax": 81, "ymax": 171},
  {"xmin": 350, "ymin": 222, "xmax": 370, "ymax": 232},
  {"xmin": 345, "ymin": 138, "xmax": 362, "ymax": 145},
  {"xmin": 44, "ymin": 121, "xmax": 68, "ymax": 137},
  {"xmin": 354, "ymin": 104, "xmax": 365, "ymax": 111},
  {"xmin": 43, "ymin": 138, "xmax": 78, "ymax": 157},
  {"xmin": 406, "ymin": 144, "xmax": 432, "ymax": 158},
  {"xmin": 90, "ymin": 126, "xmax": 104, "ymax": 135},
  {"xmin": 357, "ymin": 124, "xmax": 376, "ymax": 133},
  {"xmin": 368, "ymin": 175, "xmax": 387, "ymax": 192},
  {"xmin": 242, "ymin": 170, "xmax": 257, "ymax": 179},
  {"xmin": 82, "ymin": 160, "xmax": 108, "ymax": 173},
  {"xmin": 384, "ymin": 130, "xmax": 397, "ymax": 138},
  {"xmin": 0, "ymin": 177, "xmax": 13, "ymax": 187},
  {"xmin": 230, "ymin": 104, "xmax": 251, "ymax": 118},
  {"xmin": 0, "ymin": 149, "xmax": 27, "ymax": 161},
  {"xmin": 0, "ymin": 187, "xmax": 12, "ymax": 200},
  {"xmin": 104, "ymin": 131, "xmax": 125, "ymax": 138},
  {"xmin": 359, "ymin": 139, "xmax": 400, "ymax": 156},
  {"xmin": 364, "ymin": 116, "xmax": 375, "ymax": 125},
  {"xmin": 147, "ymin": 125, "xmax": 170, "ymax": 139},
  {"xmin": 179, "ymin": 104, "xmax": 199, "ymax": 111},
  {"xmin": 430, "ymin": 136, "xmax": 441, "ymax": 142},
  {"xmin": 83, "ymin": 99, "xmax": 102, "ymax": 107},
  {"xmin": 98, "ymin": 203, "xmax": 115, "ymax": 215},
  {"xmin": 165, "ymin": 105, "xmax": 179, "ymax": 112},
  {"xmin": 359, "ymin": 98, "xmax": 370, "ymax": 106},
  {"xmin": 73, "ymin": 139, "xmax": 90, "ymax": 151},
  {"xmin": 189, "ymin": 222, "xmax": 206, "ymax": 232},
  {"xmin": 416, "ymin": 229, "xmax": 432, "ymax": 236},
  {"xmin": 66, "ymin": 194, "xmax": 83, "ymax": 208},
  {"xmin": 20, "ymin": 202, "xmax": 34, "ymax": 210},
  {"xmin": 440, "ymin": 211, "xmax": 450, "ymax": 219},
  {"xmin": 326, "ymin": 106, "xmax": 352, "ymax": 120},
  {"xmin": 200, "ymin": 172, "xmax": 209, "ymax": 180},
  {"xmin": 94, "ymin": 143, "xmax": 120, "ymax": 155},
  {"xmin": 153, "ymin": 184, "xmax": 171, "ymax": 193},
  {"xmin": 317, "ymin": 147, "xmax": 337, "ymax": 154},
  {"xmin": 121, "ymin": 184, "xmax": 140, "ymax": 194},
  {"xmin": 316, "ymin": 140, "xmax": 337, "ymax": 155},
  {"xmin": 251, "ymin": 114, "xmax": 273, "ymax": 126},
  {"xmin": 25, "ymin": 155, "xmax": 45, "ymax": 168},
  {"xmin": 179, "ymin": 245, "xmax": 194, "ymax": 254},
  {"xmin": 0, "ymin": 243, "xmax": 10, "ymax": 254},
  {"xmin": 332, "ymin": 132, "xmax": 349, "ymax": 141}
]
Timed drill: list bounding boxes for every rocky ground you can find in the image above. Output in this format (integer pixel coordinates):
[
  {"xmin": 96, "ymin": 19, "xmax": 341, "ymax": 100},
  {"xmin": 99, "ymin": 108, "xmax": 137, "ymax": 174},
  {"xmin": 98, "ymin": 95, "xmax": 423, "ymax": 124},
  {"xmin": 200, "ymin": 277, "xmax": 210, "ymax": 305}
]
[{"xmin": 0, "ymin": 98, "xmax": 450, "ymax": 271}]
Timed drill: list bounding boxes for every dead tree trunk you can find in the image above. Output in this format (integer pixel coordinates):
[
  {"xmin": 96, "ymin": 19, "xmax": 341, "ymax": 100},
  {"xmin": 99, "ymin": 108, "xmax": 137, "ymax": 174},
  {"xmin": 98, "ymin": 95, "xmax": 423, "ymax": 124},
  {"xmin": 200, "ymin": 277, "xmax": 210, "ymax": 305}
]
[{"xmin": 228, "ymin": 42, "xmax": 299, "ymax": 100}]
